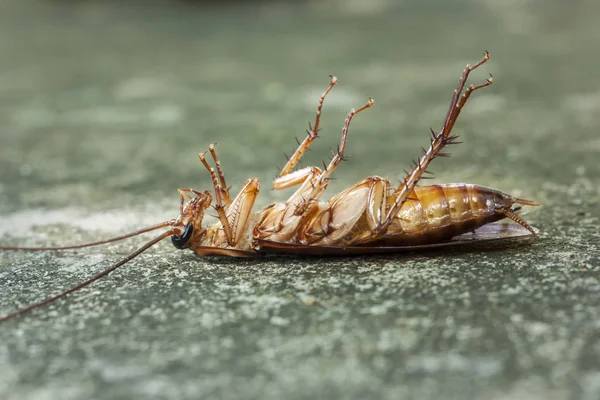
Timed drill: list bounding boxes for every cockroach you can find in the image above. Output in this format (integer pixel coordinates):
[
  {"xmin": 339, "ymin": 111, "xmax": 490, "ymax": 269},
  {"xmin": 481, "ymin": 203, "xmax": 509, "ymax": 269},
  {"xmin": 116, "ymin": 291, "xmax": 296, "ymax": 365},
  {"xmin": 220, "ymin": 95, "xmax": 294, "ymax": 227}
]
[{"xmin": 0, "ymin": 51, "xmax": 540, "ymax": 322}]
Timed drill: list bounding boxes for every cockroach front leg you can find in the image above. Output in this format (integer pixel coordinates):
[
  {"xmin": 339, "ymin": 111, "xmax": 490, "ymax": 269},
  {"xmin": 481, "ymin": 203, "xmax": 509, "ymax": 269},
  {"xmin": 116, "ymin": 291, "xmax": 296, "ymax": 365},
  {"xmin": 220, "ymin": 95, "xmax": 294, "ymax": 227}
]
[
  {"xmin": 199, "ymin": 149, "xmax": 235, "ymax": 245},
  {"xmin": 191, "ymin": 176, "xmax": 260, "ymax": 255},
  {"xmin": 208, "ymin": 144, "xmax": 231, "ymax": 206},
  {"xmin": 210, "ymin": 177, "xmax": 260, "ymax": 249},
  {"xmin": 375, "ymin": 51, "xmax": 493, "ymax": 235},
  {"xmin": 198, "ymin": 146, "xmax": 259, "ymax": 247},
  {"xmin": 196, "ymin": 176, "xmax": 259, "ymax": 251}
]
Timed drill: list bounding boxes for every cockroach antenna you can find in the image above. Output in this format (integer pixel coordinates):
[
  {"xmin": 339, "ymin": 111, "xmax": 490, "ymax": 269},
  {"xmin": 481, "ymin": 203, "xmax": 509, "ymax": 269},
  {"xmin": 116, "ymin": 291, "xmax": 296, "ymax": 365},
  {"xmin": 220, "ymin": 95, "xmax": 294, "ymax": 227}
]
[
  {"xmin": 0, "ymin": 221, "xmax": 174, "ymax": 251},
  {"xmin": 1, "ymin": 176, "xmax": 217, "ymax": 321},
  {"xmin": 0, "ymin": 229, "xmax": 175, "ymax": 322}
]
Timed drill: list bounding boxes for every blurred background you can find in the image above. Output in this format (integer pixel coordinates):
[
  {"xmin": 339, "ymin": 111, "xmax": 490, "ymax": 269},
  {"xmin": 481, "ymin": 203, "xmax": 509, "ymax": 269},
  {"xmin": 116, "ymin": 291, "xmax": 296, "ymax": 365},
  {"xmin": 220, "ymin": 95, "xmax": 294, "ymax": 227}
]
[{"xmin": 1, "ymin": 1, "xmax": 599, "ymax": 400}]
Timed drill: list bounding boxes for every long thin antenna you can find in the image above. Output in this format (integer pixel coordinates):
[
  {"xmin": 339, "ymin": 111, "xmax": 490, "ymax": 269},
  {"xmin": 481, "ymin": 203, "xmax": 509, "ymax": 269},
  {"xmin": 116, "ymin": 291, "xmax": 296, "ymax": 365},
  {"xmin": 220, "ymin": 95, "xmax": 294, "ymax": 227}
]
[
  {"xmin": 0, "ymin": 229, "xmax": 175, "ymax": 322},
  {"xmin": 0, "ymin": 221, "xmax": 174, "ymax": 251}
]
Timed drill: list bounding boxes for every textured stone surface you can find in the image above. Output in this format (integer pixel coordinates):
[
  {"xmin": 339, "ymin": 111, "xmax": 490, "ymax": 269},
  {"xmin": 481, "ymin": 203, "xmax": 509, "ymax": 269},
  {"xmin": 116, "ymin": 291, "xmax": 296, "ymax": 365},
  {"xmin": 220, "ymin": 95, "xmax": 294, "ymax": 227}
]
[{"xmin": 1, "ymin": 1, "xmax": 599, "ymax": 399}]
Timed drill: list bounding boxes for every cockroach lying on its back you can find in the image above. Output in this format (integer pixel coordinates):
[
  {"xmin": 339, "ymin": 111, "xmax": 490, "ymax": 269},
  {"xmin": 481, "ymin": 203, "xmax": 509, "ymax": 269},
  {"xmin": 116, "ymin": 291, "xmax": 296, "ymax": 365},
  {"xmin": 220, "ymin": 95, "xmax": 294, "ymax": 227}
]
[{"xmin": 0, "ymin": 51, "xmax": 540, "ymax": 321}]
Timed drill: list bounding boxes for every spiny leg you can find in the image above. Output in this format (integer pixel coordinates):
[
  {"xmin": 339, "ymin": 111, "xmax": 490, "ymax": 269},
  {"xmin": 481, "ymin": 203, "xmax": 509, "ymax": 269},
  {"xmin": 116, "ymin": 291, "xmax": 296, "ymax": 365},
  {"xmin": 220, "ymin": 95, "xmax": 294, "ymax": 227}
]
[
  {"xmin": 294, "ymin": 97, "xmax": 375, "ymax": 216},
  {"xmin": 198, "ymin": 152, "xmax": 235, "ymax": 246},
  {"xmin": 223, "ymin": 178, "xmax": 260, "ymax": 246},
  {"xmin": 208, "ymin": 143, "xmax": 231, "ymax": 206},
  {"xmin": 441, "ymin": 51, "xmax": 491, "ymax": 135},
  {"xmin": 273, "ymin": 166, "xmax": 322, "ymax": 191},
  {"xmin": 274, "ymin": 76, "xmax": 338, "ymax": 189},
  {"xmin": 205, "ymin": 178, "xmax": 260, "ymax": 249},
  {"xmin": 254, "ymin": 97, "xmax": 375, "ymax": 240},
  {"xmin": 375, "ymin": 51, "xmax": 492, "ymax": 235}
]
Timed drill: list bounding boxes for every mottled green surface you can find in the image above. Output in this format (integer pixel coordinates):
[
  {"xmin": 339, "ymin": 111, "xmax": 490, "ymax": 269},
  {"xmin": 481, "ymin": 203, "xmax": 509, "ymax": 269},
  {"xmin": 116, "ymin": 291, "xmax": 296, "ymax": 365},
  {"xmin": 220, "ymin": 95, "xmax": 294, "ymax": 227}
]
[{"xmin": 1, "ymin": 1, "xmax": 599, "ymax": 399}]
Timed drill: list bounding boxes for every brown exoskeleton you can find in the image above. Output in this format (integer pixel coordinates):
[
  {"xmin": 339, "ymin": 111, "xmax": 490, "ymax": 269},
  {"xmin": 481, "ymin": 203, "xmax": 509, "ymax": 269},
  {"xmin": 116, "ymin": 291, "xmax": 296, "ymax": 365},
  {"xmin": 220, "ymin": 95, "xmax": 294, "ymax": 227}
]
[{"xmin": 0, "ymin": 51, "xmax": 540, "ymax": 321}]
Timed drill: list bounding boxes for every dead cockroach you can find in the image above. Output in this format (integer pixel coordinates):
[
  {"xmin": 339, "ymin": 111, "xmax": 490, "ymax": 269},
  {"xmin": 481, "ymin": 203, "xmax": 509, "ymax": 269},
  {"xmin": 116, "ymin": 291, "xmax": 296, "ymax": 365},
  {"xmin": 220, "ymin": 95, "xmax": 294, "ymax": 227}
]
[{"xmin": 0, "ymin": 51, "xmax": 540, "ymax": 322}]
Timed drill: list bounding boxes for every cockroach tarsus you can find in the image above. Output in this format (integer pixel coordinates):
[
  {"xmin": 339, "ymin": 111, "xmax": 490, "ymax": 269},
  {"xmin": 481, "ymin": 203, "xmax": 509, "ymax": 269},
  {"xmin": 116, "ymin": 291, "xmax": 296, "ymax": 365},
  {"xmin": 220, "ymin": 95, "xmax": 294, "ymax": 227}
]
[{"xmin": 0, "ymin": 51, "xmax": 541, "ymax": 322}]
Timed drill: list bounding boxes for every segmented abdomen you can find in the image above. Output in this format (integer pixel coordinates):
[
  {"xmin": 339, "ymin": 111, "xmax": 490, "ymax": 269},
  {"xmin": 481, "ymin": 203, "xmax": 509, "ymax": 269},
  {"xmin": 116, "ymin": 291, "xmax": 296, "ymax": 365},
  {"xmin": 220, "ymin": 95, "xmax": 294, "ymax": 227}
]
[{"xmin": 384, "ymin": 183, "xmax": 508, "ymax": 244}]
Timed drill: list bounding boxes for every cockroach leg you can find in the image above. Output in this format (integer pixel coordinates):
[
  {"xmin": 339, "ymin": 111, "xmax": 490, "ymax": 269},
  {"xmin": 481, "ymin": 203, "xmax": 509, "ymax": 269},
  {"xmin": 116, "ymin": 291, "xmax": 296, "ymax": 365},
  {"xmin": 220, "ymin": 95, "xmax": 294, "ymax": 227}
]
[
  {"xmin": 444, "ymin": 74, "xmax": 493, "ymax": 136},
  {"xmin": 294, "ymin": 97, "xmax": 375, "ymax": 215},
  {"xmin": 198, "ymin": 151, "xmax": 235, "ymax": 246},
  {"xmin": 200, "ymin": 177, "xmax": 260, "ymax": 251},
  {"xmin": 262, "ymin": 76, "xmax": 341, "ymax": 234},
  {"xmin": 441, "ymin": 50, "xmax": 490, "ymax": 133},
  {"xmin": 254, "ymin": 96, "xmax": 376, "ymax": 243},
  {"xmin": 254, "ymin": 98, "xmax": 375, "ymax": 242},
  {"xmin": 277, "ymin": 75, "xmax": 338, "ymax": 180},
  {"xmin": 272, "ymin": 75, "xmax": 339, "ymax": 191},
  {"xmin": 225, "ymin": 178, "xmax": 260, "ymax": 245},
  {"xmin": 273, "ymin": 167, "xmax": 322, "ymax": 190},
  {"xmin": 375, "ymin": 52, "xmax": 492, "ymax": 235},
  {"xmin": 208, "ymin": 143, "xmax": 231, "ymax": 206}
]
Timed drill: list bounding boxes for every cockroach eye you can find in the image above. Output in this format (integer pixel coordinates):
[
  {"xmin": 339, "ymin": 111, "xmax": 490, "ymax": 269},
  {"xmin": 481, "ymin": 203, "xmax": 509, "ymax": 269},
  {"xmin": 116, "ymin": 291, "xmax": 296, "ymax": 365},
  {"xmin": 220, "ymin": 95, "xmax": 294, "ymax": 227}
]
[{"xmin": 171, "ymin": 223, "xmax": 194, "ymax": 249}]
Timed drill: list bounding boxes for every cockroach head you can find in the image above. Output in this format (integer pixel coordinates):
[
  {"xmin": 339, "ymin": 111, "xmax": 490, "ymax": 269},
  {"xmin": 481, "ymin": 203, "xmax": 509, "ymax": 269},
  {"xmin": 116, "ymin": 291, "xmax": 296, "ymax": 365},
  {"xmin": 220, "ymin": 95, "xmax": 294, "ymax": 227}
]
[{"xmin": 171, "ymin": 189, "xmax": 212, "ymax": 249}]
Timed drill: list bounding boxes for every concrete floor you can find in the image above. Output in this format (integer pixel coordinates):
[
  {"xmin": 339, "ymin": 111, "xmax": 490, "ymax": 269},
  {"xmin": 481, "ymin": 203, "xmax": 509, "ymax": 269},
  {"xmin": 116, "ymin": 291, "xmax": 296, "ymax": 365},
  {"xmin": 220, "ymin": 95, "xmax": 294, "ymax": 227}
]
[{"xmin": 1, "ymin": 1, "xmax": 599, "ymax": 399}]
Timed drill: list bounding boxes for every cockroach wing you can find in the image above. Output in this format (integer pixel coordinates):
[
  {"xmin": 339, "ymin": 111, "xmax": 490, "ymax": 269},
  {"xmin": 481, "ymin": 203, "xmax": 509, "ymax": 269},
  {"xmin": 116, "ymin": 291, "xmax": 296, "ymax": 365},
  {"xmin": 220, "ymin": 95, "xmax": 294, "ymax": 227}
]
[{"xmin": 256, "ymin": 223, "xmax": 539, "ymax": 256}]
